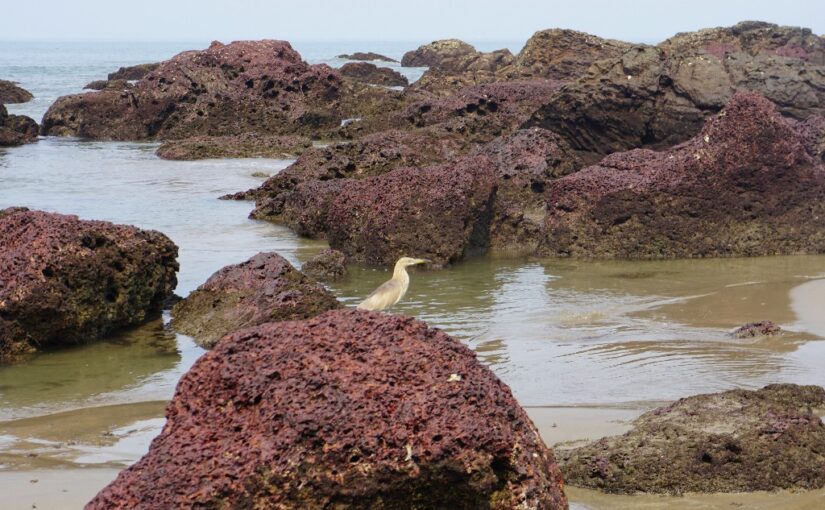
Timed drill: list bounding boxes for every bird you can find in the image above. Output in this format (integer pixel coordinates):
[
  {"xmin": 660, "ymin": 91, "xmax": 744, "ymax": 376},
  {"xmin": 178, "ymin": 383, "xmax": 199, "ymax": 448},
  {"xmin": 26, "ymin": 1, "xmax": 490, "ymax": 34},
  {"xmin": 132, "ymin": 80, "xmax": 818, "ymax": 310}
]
[{"xmin": 357, "ymin": 257, "xmax": 429, "ymax": 311}]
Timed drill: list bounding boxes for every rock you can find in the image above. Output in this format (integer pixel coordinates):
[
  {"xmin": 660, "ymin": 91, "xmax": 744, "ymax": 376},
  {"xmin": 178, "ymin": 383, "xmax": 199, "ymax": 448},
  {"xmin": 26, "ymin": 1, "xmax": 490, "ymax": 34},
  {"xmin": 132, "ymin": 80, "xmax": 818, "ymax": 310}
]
[
  {"xmin": 0, "ymin": 80, "xmax": 33, "ymax": 103},
  {"xmin": 340, "ymin": 62, "xmax": 409, "ymax": 87},
  {"xmin": 87, "ymin": 310, "xmax": 568, "ymax": 509},
  {"xmin": 170, "ymin": 252, "xmax": 339, "ymax": 348},
  {"xmin": 41, "ymin": 40, "xmax": 386, "ymax": 140},
  {"xmin": 155, "ymin": 133, "xmax": 311, "ymax": 160},
  {"xmin": 0, "ymin": 104, "xmax": 38, "ymax": 146},
  {"xmin": 527, "ymin": 22, "xmax": 825, "ymax": 161},
  {"xmin": 0, "ymin": 208, "xmax": 178, "ymax": 363},
  {"xmin": 471, "ymin": 128, "xmax": 582, "ymax": 254},
  {"xmin": 559, "ymin": 384, "xmax": 825, "ymax": 494},
  {"xmin": 302, "ymin": 248, "xmax": 348, "ymax": 281},
  {"xmin": 541, "ymin": 92, "xmax": 825, "ymax": 258},
  {"xmin": 83, "ymin": 79, "xmax": 132, "ymax": 91},
  {"xmin": 401, "ymin": 39, "xmax": 479, "ymax": 69},
  {"xmin": 107, "ymin": 62, "xmax": 160, "ymax": 81},
  {"xmin": 411, "ymin": 49, "xmax": 515, "ymax": 94},
  {"xmin": 237, "ymin": 128, "xmax": 468, "ymax": 221},
  {"xmin": 731, "ymin": 321, "xmax": 782, "ymax": 338},
  {"xmin": 510, "ymin": 29, "xmax": 632, "ymax": 81},
  {"xmin": 322, "ymin": 157, "xmax": 497, "ymax": 267},
  {"xmin": 337, "ymin": 51, "xmax": 398, "ymax": 63}
]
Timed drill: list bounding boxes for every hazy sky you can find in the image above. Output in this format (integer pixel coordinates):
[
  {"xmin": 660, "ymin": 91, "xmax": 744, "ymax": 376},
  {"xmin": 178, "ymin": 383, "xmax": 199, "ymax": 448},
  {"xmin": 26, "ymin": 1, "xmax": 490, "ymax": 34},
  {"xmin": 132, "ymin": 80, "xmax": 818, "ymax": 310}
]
[{"xmin": 3, "ymin": 0, "xmax": 824, "ymax": 44}]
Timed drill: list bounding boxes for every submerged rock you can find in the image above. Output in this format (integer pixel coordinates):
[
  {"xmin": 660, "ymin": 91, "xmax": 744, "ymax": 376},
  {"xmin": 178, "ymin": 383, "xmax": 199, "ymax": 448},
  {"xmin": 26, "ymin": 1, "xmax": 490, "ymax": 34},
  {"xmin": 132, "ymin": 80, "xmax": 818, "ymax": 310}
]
[
  {"xmin": 527, "ymin": 21, "xmax": 825, "ymax": 161},
  {"xmin": 0, "ymin": 79, "xmax": 33, "ymax": 103},
  {"xmin": 88, "ymin": 310, "xmax": 568, "ymax": 509},
  {"xmin": 559, "ymin": 384, "xmax": 825, "ymax": 494},
  {"xmin": 541, "ymin": 92, "xmax": 825, "ymax": 258},
  {"xmin": 0, "ymin": 104, "xmax": 38, "ymax": 146},
  {"xmin": 0, "ymin": 208, "xmax": 178, "ymax": 363},
  {"xmin": 155, "ymin": 133, "xmax": 311, "ymax": 160},
  {"xmin": 41, "ymin": 40, "xmax": 388, "ymax": 140},
  {"xmin": 731, "ymin": 321, "xmax": 782, "ymax": 338},
  {"xmin": 337, "ymin": 51, "xmax": 398, "ymax": 63},
  {"xmin": 302, "ymin": 248, "xmax": 348, "ymax": 281},
  {"xmin": 170, "ymin": 252, "xmax": 339, "ymax": 348},
  {"xmin": 340, "ymin": 62, "xmax": 408, "ymax": 87}
]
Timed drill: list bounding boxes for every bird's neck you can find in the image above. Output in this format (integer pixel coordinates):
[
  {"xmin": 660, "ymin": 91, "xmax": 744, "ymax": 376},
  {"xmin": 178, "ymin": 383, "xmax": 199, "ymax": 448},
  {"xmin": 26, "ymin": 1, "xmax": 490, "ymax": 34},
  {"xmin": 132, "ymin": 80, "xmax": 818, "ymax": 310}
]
[{"xmin": 393, "ymin": 264, "xmax": 409, "ymax": 283}]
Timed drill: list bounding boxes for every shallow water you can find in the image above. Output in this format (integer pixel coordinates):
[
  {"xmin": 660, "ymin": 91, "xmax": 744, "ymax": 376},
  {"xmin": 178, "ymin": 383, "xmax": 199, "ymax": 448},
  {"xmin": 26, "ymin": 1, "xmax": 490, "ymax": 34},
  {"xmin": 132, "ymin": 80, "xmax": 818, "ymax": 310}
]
[{"xmin": 1, "ymin": 41, "xmax": 825, "ymax": 508}]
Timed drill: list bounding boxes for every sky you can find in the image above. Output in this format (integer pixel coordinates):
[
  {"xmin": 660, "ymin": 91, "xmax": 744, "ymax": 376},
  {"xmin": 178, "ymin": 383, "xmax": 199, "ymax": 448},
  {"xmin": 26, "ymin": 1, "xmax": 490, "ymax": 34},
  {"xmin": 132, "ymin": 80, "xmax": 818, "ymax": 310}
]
[{"xmin": 2, "ymin": 0, "xmax": 824, "ymax": 45}]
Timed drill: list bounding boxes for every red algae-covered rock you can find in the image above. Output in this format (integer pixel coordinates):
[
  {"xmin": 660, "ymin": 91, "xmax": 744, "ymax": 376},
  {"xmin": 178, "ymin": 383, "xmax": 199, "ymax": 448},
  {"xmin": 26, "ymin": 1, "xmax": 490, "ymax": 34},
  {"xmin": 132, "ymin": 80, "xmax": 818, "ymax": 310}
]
[
  {"xmin": 541, "ymin": 92, "xmax": 825, "ymax": 258},
  {"xmin": 0, "ymin": 104, "xmax": 38, "ymax": 147},
  {"xmin": 527, "ymin": 22, "xmax": 825, "ymax": 161},
  {"xmin": 340, "ymin": 62, "xmax": 408, "ymax": 87},
  {"xmin": 0, "ymin": 208, "xmax": 178, "ymax": 363},
  {"xmin": 559, "ymin": 384, "xmax": 825, "ymax": 494},
  {"xmin": 324, "ymin": 157, "xmax": 498, "ymax": 267},
  {"xmin": 41, "ymin": 40, "xmax": 381, "ymax": 140},
  {"xmin": 87, "ymin": 310, "xmax": 568, "ymax": 509},
  {"xmin": 155, "ymin": 133, "xmax": 311, "ymax": 160},
  {"xmin": 302, "ymin": 248, "xmax": 348, "ymax": 281},
  {"xmin": 170, "ymin": 252, "xmax": 339, "ymax": 348}
]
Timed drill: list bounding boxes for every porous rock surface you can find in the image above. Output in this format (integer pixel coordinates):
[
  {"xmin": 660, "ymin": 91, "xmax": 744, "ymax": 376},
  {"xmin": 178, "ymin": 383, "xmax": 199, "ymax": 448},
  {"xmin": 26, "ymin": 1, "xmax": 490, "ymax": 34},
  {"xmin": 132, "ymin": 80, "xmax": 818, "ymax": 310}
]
[
  {"xmin": 559, "ymin": 384, "xmax": 825, "ymax": 494},
  {"xmin": 87, "ymin": 310, "xmax": 568, "ymax": 509},
  {"xmin": 301, "ymin": 248, "xmax": 348, "ymax": 281},
  {"xmin": 41, "ymin": 40, "xmax": 391, "ymax": 140},
  {"xmin": 0, "ymin": 104, "xmax": 38, "ymax": 147},
  {"xmin": 0, "ymin": 79, "xmax": 34, "ymax": 103},
  {"xmin": 170, "ymin": 252, "xmax": 339, "ymax": 348},
  {"xmin": 155, "ymin": 133, "xmax": 311, "ymax": 160},
  {"xmin": 527, "ymin": 21, "xmax": 825, "ymax": 161},
  {"xmin": 340, "ymin": 62, "xmax": 409, "ymax": 87},
  {"xmin": 541, "ymin": 92, "xmax": 825, "ymax": 258},
  {"xmin": 0, "ymin": 208, "xmax": 178, "ymax": 363},
  {"xmin": 731, "ymin": 321, "xmax": 782, "ymax": 338}
]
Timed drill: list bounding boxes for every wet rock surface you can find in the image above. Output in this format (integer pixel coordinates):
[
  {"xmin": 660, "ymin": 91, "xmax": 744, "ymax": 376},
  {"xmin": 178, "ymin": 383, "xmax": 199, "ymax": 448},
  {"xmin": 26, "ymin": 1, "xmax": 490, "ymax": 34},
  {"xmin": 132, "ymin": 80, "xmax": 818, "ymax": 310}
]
[
  {"xmin": 0, "ymin": 80, "xmax": 34, "ymax": 103},
  {"xmin": 41, "ymin": 40, "xmax": 382, "ymax": 140},
  {"xmin": 559, "ymin": 384, "xmax": 825, "ymax": 494},
  {"xmin": 541, "ymin": 92, "xmax": 825, "ymax": 258},
  {"xmin": 0, "ymin": 104, "xmax": 39, "ymax": 147},
  {"xmin": 340, "ymin": 62, "xmax": 409, "ymax": 87},
  {"xmin": 88, "ymin": 310, "xmax": 568, "ymax": 509},
  {"xmin": 301, "ymin": 248, "xmax": 348, "ymax": 281},
  {"xmin": 337, "ymin": 51, "xmax": 398, "ymax": 63},
  {"xmin": 0, "ymin": 208, "xmax": 178, "ymax": 363},
  {"xmin": 731, "ymin": 321, "xmax": 783, "ymax": 338},
  {"xmin": 170, "ymin": 252, "xmax": 340, "ymax": 348},
  {"xmin": 155, "ymin": 133, "xmax": 311, "ymax": 160},
  {"xmin": 527, "ymin": 22, "xmax": 825, "ymax": 161}
]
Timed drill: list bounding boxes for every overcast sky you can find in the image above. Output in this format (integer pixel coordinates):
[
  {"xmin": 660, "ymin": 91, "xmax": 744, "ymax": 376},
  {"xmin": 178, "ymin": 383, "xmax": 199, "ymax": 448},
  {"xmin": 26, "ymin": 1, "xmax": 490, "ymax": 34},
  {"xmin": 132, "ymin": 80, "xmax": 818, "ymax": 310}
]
[{"xmin": 3, "ymin": 0, "xmax": 824, "ymax": 44}]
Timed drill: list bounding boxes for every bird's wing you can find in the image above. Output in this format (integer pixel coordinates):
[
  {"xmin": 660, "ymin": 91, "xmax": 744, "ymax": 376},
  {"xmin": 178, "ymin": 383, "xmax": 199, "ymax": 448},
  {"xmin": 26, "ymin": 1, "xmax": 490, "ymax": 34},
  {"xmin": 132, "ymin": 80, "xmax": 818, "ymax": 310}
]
[{"xmin": 357, "ymin": 279, "xmax": 402, "ymax": 311}]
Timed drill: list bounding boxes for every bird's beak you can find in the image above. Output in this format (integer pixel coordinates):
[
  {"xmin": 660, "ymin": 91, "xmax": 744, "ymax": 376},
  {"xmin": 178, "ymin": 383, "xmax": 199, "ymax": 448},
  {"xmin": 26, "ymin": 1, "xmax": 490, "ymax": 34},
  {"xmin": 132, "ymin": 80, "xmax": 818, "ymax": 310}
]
[{"xmin": 413, "ymin": 258, "xmax": 430, "ymax": 265}]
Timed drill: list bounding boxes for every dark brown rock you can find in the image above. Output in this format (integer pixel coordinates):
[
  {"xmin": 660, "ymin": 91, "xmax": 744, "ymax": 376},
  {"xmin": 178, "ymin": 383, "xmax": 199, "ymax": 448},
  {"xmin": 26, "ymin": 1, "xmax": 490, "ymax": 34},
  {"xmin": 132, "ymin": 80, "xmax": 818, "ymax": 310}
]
[
  {"xmin": 401, "ymin": 39, "xmax": 479, "ymax": 69},
  {"xmin": 411, "ymin": 49, "xmax": 515, "ymax": 95},
  {"xmin": 107, "ymin": 62, "xmax": 161, "ymax": 81},
  {"xmin": 340, "ymin": 62, "xmax": 408, "ymax": 87},
  {"xmin": 0, "ymin": 208, "xmax": 178, "ymax": 363},
  {"xmin": 337, "ymin": 52, "xmax": 398, "ymax": 63},
  {"xmin": 83, "ymin": 79, "xmax": 132, "ymax": 91},
  {"xmin": 41, "ymin": 40, "xmax": 389, "ymax": 140},
  {"xmin": 541, "ymin": 92, "xmax": 825, "ymax": 258},
  {"xmin": 88, "ymin": 310, "xmax": 568, "ymax": 509},
  {"xmin": 155, "ymin": 133, "xmax": 311, "ymax": 160},
  {"xmin": 527, "ymin": 22, "xmax": 825, "ymax": 161},
  {"xmin": 302, "ymin": 248, "xmax": 348, "ymax": 281},
  {"xmin": 323, "ymin": 157, "xmax": 498, "ymax": 267},
  {"xmin": 170, "ymin": 252, "xmax": 340, "ymax": 348},
  {"xmin": 731, "ymin": 321, "xmax": 782, "ymax": 338},
  {"xmin": 0, "ymin": 105, "xmax": 38, "ymax": 146},
  {"xmin": 559, "ymin": 384, "xmax": 825, "ymax": 494},
  {"xmin": 0, "ymin": 80, "xmax": 33, "ymax": 103}
]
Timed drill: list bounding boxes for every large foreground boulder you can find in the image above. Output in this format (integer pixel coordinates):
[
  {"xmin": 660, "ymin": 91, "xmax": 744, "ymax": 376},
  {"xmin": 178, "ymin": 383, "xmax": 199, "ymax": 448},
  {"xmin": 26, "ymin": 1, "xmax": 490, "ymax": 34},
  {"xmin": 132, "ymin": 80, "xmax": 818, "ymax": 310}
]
[
  {"xmin": 527, "ymin": 21, "xmax": 825, "ymax": 161},
  {"xmin": 541, "ymin": 92, "xmax": 825, "ymax": 258},
  {"xmin": 171, "ymin": 252, "xmax": 339, "ymax": 348},
  {"xmin": 0, "ymin": 104, "xmax": 38, "ymax": 147},
  {"xmin": 0, "ymin": 80, "xmax": 33, "ymax": 103},
  {"xmin": 41, "ymin": 40, "xmax": 391, "ymax": 140},
  {"xmin": 155, "ymin": 133, "xmax": 311, "ymax": 160},
  {"xmin": 0, "ymin": 208, "xmax": 178, "ymax": 363},
  {"xmin": 559, "ymin": 384, "xmax": 825, "ymax": 494},
  {"xmin": 88, "ymin": 310, "xmax": 568, "ymax": 509}
]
